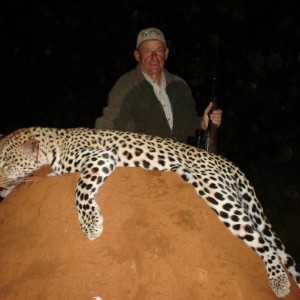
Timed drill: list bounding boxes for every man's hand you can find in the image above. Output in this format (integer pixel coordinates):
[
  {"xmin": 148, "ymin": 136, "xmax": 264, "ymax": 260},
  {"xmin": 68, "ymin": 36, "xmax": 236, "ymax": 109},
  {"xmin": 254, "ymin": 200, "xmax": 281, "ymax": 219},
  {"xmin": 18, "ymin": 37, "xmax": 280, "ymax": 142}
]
[{"xmin": 201, "ymin": 102, "xmax": 222, "ymax": 130}]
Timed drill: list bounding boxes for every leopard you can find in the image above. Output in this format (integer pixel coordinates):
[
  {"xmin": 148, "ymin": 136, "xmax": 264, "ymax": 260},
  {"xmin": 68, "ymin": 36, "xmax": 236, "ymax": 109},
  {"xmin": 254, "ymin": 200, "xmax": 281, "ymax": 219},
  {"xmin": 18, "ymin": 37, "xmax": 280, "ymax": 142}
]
[{"xmin": 0, "ymin": 126, "xmax": 299, "ymax": 297}]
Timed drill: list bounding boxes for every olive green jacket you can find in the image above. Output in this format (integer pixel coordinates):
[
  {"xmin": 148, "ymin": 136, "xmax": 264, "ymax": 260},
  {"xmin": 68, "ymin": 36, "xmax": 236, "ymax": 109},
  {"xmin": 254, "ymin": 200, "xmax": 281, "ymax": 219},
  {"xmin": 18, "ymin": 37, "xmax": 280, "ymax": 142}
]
[{"xmin": 94, "ymin": 65, "xmax": 201, "ymax": 143}]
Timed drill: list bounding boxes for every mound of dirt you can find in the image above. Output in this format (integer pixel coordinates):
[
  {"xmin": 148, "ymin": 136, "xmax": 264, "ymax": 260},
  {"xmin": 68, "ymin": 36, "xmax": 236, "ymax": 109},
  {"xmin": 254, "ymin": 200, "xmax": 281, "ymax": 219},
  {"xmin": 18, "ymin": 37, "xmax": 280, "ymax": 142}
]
[{"xmin": 0, "ymin": 167, "xmax": 299, "ymax": 300}]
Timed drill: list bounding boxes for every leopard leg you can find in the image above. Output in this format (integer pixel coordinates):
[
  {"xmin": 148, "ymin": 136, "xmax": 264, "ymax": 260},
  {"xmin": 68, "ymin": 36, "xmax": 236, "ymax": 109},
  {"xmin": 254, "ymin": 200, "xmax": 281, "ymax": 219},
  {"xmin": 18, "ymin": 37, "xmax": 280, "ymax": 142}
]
[
  {"xmin": 206, "ymin": 199, "xmax": 291, "ymax": 297},
  {"xmin": 75, "ymin": 147, "xmax": 117, "ymax": 240},
  {"xmin": 227, "ymin": 214, "xmax": 291, "ymax": 297},
  {"xmin": 251, "ymin": 213, "xmax": 300, "ymax": 290},
  {"xmin": 177, "ymin": 168, "xmax": 291, "ymax": 298},
  {"xmin": 202, "ymin": 193, "xmax": 291, "ymax": 297}
]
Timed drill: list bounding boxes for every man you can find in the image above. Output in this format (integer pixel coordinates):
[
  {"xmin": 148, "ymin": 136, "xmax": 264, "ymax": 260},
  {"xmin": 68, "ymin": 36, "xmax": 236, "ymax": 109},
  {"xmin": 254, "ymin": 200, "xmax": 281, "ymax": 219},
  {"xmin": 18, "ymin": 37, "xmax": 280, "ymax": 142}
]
[{"xmin": 95, "ymin": 27, "xmax": 222, "ymax": 143}]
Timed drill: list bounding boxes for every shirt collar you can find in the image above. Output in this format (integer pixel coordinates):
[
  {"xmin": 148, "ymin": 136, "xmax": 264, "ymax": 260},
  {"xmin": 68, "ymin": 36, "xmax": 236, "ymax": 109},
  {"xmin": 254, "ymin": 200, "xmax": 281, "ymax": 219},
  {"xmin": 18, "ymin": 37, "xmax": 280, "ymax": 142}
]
[{"xmin": 142, "ymin": 70, "xmax": 166, "ymax": 88}]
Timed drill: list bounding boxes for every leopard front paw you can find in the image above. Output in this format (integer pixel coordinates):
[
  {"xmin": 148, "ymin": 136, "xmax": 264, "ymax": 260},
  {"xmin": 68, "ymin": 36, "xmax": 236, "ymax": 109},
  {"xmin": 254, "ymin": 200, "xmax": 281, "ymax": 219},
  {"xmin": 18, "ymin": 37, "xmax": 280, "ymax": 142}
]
[{"xmin": 78, "ymin": 205, "xmax": 104, "ymax": 240}]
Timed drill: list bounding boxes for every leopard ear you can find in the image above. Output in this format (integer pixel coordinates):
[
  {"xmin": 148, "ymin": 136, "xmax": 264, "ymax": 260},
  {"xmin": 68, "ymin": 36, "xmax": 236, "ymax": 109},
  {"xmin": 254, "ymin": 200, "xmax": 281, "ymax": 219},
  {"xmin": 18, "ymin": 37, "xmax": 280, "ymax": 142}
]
[{"xmin": 21, "ymin": 139, "xmax": 40, "ymax": 158}]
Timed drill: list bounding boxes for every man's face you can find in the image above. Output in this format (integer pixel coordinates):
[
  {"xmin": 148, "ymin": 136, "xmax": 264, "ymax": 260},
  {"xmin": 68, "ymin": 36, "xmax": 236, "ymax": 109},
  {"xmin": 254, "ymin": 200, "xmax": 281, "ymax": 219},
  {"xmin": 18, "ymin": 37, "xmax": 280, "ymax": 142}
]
[{"xmin": 134, "ymin": 40, "xmax": 169, "ymax": 77}]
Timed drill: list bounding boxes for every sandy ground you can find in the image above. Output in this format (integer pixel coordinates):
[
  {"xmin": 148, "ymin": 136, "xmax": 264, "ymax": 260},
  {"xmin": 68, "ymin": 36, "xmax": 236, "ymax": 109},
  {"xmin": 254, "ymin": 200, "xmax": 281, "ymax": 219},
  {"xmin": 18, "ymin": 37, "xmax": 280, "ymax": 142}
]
[{"xmin": 0, "ymin": 167, "xmax": 299, "ymax": 300}]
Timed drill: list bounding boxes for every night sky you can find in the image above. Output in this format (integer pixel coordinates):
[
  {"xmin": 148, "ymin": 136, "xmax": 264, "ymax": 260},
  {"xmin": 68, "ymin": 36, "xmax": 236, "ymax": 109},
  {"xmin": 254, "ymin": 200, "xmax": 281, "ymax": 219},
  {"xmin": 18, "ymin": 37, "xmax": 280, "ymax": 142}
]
[{"xmin": 2, "ymin": 1, "xmax": 300, "ymax": 261}]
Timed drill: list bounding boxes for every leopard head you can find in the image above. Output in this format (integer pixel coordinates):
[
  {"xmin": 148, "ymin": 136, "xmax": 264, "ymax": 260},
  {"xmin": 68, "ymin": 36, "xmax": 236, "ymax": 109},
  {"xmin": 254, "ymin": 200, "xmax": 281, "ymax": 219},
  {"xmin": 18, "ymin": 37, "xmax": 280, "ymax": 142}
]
[{"xmin": 0, "ymin": 128, "xmax": 42, "ymax": 196}]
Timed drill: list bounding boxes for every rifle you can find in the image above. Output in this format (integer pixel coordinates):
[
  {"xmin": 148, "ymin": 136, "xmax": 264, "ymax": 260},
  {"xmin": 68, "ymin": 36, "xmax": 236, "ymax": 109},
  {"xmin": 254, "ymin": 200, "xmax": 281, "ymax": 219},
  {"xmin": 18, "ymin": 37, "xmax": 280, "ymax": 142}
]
[
  {"xmin": 196, "ymin": 97, "xmax": 218, "ymax": 154},
  {"xmin": 197, "ymin": 43, "xmax": 219, "ymax": 154},
  {"xmin": 202, "ymin": 96, "xmax": 218, "ymax": 154}
]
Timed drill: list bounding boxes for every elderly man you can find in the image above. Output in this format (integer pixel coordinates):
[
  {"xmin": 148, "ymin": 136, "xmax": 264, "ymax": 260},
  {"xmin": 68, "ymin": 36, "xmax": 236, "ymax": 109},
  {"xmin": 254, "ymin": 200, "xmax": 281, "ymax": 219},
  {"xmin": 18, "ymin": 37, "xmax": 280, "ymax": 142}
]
[{"xmin": 95, "ymin": 27, "xmax": 222, "ymax": 143}]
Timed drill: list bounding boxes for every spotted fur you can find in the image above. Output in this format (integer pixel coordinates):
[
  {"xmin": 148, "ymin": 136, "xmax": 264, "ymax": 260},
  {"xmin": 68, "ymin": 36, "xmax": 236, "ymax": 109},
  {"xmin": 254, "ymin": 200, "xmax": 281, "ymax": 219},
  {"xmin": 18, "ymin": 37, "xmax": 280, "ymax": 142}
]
[{"xmin": 0, "ymin": 127, "xmax": 299, "ymax": 297}]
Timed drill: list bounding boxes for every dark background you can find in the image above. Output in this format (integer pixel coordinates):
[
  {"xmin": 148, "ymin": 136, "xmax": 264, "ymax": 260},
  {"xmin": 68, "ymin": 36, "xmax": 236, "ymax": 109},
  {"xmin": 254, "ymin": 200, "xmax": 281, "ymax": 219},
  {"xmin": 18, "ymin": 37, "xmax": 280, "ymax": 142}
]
[{"xmin": 2, "ymin": 1, "xmax": 300, "ymax": 263}]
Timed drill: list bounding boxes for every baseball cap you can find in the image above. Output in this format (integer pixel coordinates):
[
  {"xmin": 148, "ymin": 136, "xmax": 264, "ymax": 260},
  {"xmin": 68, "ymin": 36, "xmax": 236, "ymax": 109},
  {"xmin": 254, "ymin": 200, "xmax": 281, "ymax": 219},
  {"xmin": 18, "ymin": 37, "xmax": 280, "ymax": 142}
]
[{"xmin": 136, "ymin": 27, "xmax": 166, "ymax": 48}]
